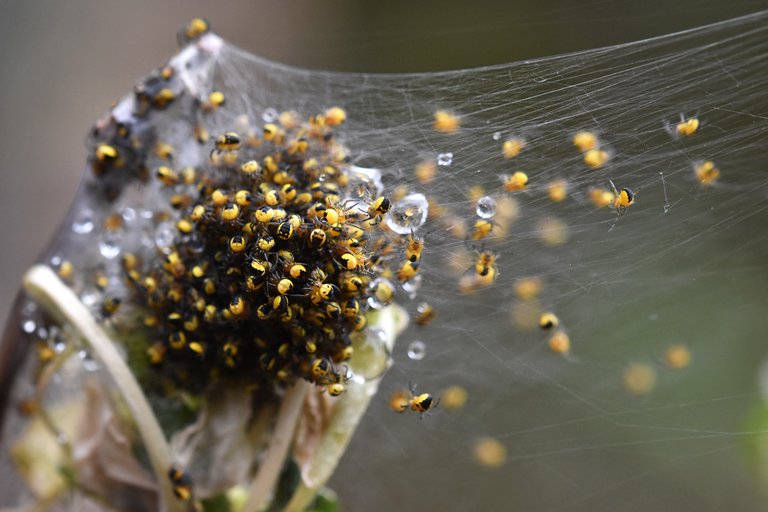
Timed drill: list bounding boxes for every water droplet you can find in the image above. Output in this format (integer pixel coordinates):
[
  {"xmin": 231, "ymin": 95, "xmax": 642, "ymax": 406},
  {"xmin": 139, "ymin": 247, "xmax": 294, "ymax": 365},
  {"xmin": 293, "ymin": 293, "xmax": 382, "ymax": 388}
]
[
  {"xmin": 22, "ymin": 320, "xmax": 36, "ymax": 334},
  {"xmin": 349, "ymin": 372, "xmax": 366, "ymax": 385},
  {"xmin": 80, "ymin": 289, "xmax": 100, "ymax": 308},
  {"xmin": 50, "ymin": 255, "xmax": 62, "ymax": 267},
  {"xmin": 78, "ymin": 350, "xmax": 99, "ymax": 371},
  {"xmin": 154, "ymin": 221, "xmax": 176, "ymax": 253},
  {"xmin": 437, "ymin": 152, "xmax": 453, "ymax": 166},
  {"xmin": 351, "ymin": 327, "xmax": 392, "ymax": 380},
  {"xmin": 140, "ymin": 209, "xmax": 154, "ymax": 220},
  {"xmin": 72, "ymin": 208, "xmax": 95, "ymax": 234},
  {"xmin": 402, "ymin": 274, "xmax": 422, "ymax": 299},
  {"xmin": 476, "ymin": 196, "xmax": 497, "ymax": 219},
  {"xmin": 121, "ymin": 207, "xmax": 137, "ymax": 224},
  {"xmin": 368, "ymin": 277, "xmax": 395, "ymax": 309},
  {"xmin": 407, "ymin": 340, "xmax": 427, "ymax": 361},
  {"xmin": 386, "ymin": 193, "xmax": 429, "ymax": 235},
  {"xmin": 36, "ymin": 326, "xmax": 48, "ymax": 339},
  {"xmin": 53, "ymin": 341, "xmax": 67, "ymax": 353},
  {"xmin": 262, "ymin": 108, "xmax": 278, "ymax": 123},
  {"xmin": 99, "ymin": 234, "xmax": 121, "ymax": 259},
  {"xmin": 347, "ymin": 165, "xmax": 383, "ymax": 198},
  {"xmin": 492, "ymin": 131, "xmax": 502, "ymax": 141}
]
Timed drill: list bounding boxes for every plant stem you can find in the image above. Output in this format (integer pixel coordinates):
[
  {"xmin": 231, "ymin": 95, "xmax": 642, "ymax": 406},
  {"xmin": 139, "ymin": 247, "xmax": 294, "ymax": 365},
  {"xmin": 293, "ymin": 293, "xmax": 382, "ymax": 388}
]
[
  {"xmin": 22, "ymin": 265, "xmax": 183, "ymax": 512},
  {"xmin": 284, "ymin": 304, "xmax": 407, "ymax": 512},
  {"xmin": 242, "ymin": 379, "xmax": 310, "ymax": 512}
]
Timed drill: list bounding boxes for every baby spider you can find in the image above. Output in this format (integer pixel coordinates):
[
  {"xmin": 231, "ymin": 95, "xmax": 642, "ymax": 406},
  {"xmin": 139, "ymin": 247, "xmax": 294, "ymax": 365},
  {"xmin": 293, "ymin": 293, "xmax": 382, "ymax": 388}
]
[
  {"xmin": 609, "ymin": 180, "xmax": 635, "ymax": 211},
  {"xmin": 209, "ymin": 131, "xmax": 241, "ymax": 160},
  {"xmin": 414, "ymin": 302, "xmax": 436, "ymax": 327},
  {"xmin": 365, "ymin": 195, "xmax": 392, "ymax": 223},
  {"xmin": 608, "ymin": 179, "xmax": 637, "ymax": 231},
  {"xmin": 665, "ymin": 114, "xmax": 700, "ymax": 138},
  {"xmin": 404, "ymin": 232, "xmax": 425, "ymax": 263},
  {"xmin": 473, "ymin": 250, "xmax": 498, "ymax": 280},
  {"xmin": 394, "ymin": 383, "xmax": 439, "ymax": 419},
  {"xmin": 311, "ymin": 357, "xmax": 351, "ymax": 396},
  {"xmin": 168, "ymin": 464, "xmax": 195, "ymax": 503}
]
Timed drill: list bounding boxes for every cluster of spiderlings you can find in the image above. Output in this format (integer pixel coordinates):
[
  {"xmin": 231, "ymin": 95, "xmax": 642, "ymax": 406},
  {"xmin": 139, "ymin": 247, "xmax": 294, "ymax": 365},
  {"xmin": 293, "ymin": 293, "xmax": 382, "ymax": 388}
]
[
  {"xmin": 85, "ymin": 19, "xmax": 232, "ymax": 205},
  {"xmin": 118, "ymin": 104, "xmax": 405, "ymax": 397}
]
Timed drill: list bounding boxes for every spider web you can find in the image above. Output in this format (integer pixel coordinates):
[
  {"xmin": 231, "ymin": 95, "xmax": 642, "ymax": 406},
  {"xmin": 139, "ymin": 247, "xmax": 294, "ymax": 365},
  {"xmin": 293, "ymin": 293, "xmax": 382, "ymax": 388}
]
[
  {"xmin": 3, "ymin": 9, "xmax": 768, "ymax": 512},
  {"xmin": 212, "ymin": 11, "xmax": 768, "ymax": 511}
]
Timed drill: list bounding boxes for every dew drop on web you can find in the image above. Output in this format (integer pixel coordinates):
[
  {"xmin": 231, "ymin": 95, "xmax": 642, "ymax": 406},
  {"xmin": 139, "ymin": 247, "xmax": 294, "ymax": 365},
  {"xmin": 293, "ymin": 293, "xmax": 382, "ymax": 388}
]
[
  {"xmin": 71, "ymin": 208, "xmax": 95, "ymax": 234},
  {"xmin": 407, "ymin": 340, "xmax": 426, "ymax": 361},
  {"xmin": 386, "ymin": 193, "xmax": 428, "ymax": 235},
  {"xmin": 98, "ymin": 233, "xmax": 121, "ymax": 259},
  {"xmin": 476, "ymin": 196, "xmax": 497, "ymax": 219},
  {"xmin": 437, "ymin": 152, "xmax": 453, "ymax": 166}
]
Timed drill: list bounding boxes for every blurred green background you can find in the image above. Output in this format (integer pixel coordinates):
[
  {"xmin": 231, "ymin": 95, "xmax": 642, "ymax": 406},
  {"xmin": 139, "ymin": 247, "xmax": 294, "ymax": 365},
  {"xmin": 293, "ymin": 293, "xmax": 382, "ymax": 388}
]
[{"xmin": 0, "ymin": 0, "xmax": 765, "ymax": 328}]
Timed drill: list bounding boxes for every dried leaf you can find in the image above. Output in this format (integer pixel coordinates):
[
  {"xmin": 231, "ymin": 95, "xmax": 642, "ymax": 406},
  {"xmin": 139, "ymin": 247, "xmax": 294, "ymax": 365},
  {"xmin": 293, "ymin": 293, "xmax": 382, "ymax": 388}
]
[
  {"xmin": 170, "ymin": 384, "xmax": 275, "ymax": 497},
  {"xmin": 71, "ymin": 378, "xmax": 157, "ymax": 510},
  {"xmin": 293, "ymin": 388, "xmax": 333, "ymax": 471}
]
